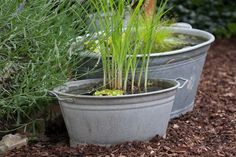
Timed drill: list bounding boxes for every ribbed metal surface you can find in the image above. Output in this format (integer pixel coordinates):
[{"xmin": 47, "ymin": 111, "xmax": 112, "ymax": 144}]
[{"xmin": 53, "ymin": 79, "xmax": 179, "ymax": 146}]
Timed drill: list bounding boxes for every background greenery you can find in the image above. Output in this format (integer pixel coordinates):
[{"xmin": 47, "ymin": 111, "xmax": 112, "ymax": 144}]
[
  {"xmin": 166, "ymin": 0, "xmax": 236, "ymax": 38},
  {"xmin": 0, "ymin": 0, "xmax": 88, "ymax": 135}
]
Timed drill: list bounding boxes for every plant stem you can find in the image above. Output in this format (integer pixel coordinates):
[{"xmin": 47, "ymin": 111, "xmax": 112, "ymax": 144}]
[{"xmin": 144, "ymin": 0, "xmax": 156, "ymax": 17}]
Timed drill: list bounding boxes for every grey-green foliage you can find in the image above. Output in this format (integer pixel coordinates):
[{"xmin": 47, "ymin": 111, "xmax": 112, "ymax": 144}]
[
  {"xmin": 0, "ymin": 0, "xmax": 86, "ymax": 133},
  {"xmin": 166, "ymin": 0, "xmax": 236, "ymax": 38}
]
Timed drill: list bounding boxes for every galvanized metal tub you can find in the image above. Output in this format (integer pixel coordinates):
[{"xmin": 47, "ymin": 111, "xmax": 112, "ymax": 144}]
[
  {"xmin": 79, "ymin": 26, "xmax": 215, "ymax": 118},
  {"xmin": 52, "ymin": 79, "xmax": 180, "ymax": 146}
]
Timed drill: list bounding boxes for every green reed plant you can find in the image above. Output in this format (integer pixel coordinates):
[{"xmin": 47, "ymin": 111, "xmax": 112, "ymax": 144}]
[{"xmin": 88, "ymin": 0, "xmax": 169, "ymax": 93}]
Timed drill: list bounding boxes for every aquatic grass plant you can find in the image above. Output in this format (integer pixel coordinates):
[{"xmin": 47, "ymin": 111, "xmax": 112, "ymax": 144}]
[
  {"xmin": 80, "ymin": 1, "xmax": 188, "ymax": 60},
  {"xmin": 0, "ymin": 0, "xmax": 90, "ymax": 134},
  {"xmin": 88, "ymin": 0, "xmax": 170, "ymax": 94}
]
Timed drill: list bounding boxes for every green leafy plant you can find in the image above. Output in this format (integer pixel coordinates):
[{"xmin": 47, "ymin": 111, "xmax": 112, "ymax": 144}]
[{"xmin": 0, "ymin": 0, "xmax": 89, "ymax": 134}]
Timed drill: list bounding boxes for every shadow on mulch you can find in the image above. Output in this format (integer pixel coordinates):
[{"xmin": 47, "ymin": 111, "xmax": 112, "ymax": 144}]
[{"xmin": 4, "ymin": 38, "xmax": 236, "ymax": 157}]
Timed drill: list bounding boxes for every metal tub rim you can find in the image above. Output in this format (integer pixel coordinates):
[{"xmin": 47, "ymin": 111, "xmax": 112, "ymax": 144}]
[
  {"xmin": 78, "ymin": 27, "xmax": 215, "ymax": 58},
  {"xmin": 52, "ymin": 78, "xmax": 180, "ymax": 100}
]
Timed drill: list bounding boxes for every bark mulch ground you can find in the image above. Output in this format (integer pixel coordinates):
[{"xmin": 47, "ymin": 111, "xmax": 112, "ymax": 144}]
[{"xmin": 4, "ymin": 38, "xmax": 236, "ymax": 157}]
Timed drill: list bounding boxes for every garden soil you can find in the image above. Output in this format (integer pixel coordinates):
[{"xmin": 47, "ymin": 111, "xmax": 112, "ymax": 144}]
[{"xmin": 4, "ymin": 38, "xmax": 236, "ymax": 157}]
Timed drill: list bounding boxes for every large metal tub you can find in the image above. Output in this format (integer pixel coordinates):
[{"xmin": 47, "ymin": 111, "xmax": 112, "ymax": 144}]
[{"xmin": 79, "ymin": 26, "xmax": 215, "ymax": 118}]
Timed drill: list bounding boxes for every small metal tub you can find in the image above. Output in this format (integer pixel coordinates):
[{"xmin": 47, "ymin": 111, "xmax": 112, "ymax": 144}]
[{"xmin": 52, "ymin": 79, "xmax": 180, "ymax": 146}]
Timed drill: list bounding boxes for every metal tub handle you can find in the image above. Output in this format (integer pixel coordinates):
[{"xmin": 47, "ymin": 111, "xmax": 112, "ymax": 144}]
[
  {"xmin": 175, "ymin": 77, "xmax": 189, "ymax": 89},
  {"xmin": 49, "ymin": 91, "xmax": 64, "ymax": 101},
  {"xmin": 171, "ymin": 22, "xmax": 192, "ymax": 29}
]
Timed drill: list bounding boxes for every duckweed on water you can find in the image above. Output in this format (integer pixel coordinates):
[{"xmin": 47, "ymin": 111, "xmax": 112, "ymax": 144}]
[{"xmin": 94, "ymin": 89, "xmax": 124, "ymax": 96}]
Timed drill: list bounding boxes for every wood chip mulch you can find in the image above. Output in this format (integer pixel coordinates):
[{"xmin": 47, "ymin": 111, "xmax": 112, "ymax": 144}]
[{"xmin": 4, "ymin": 38, "xmax": 236, "ymax": 157}]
